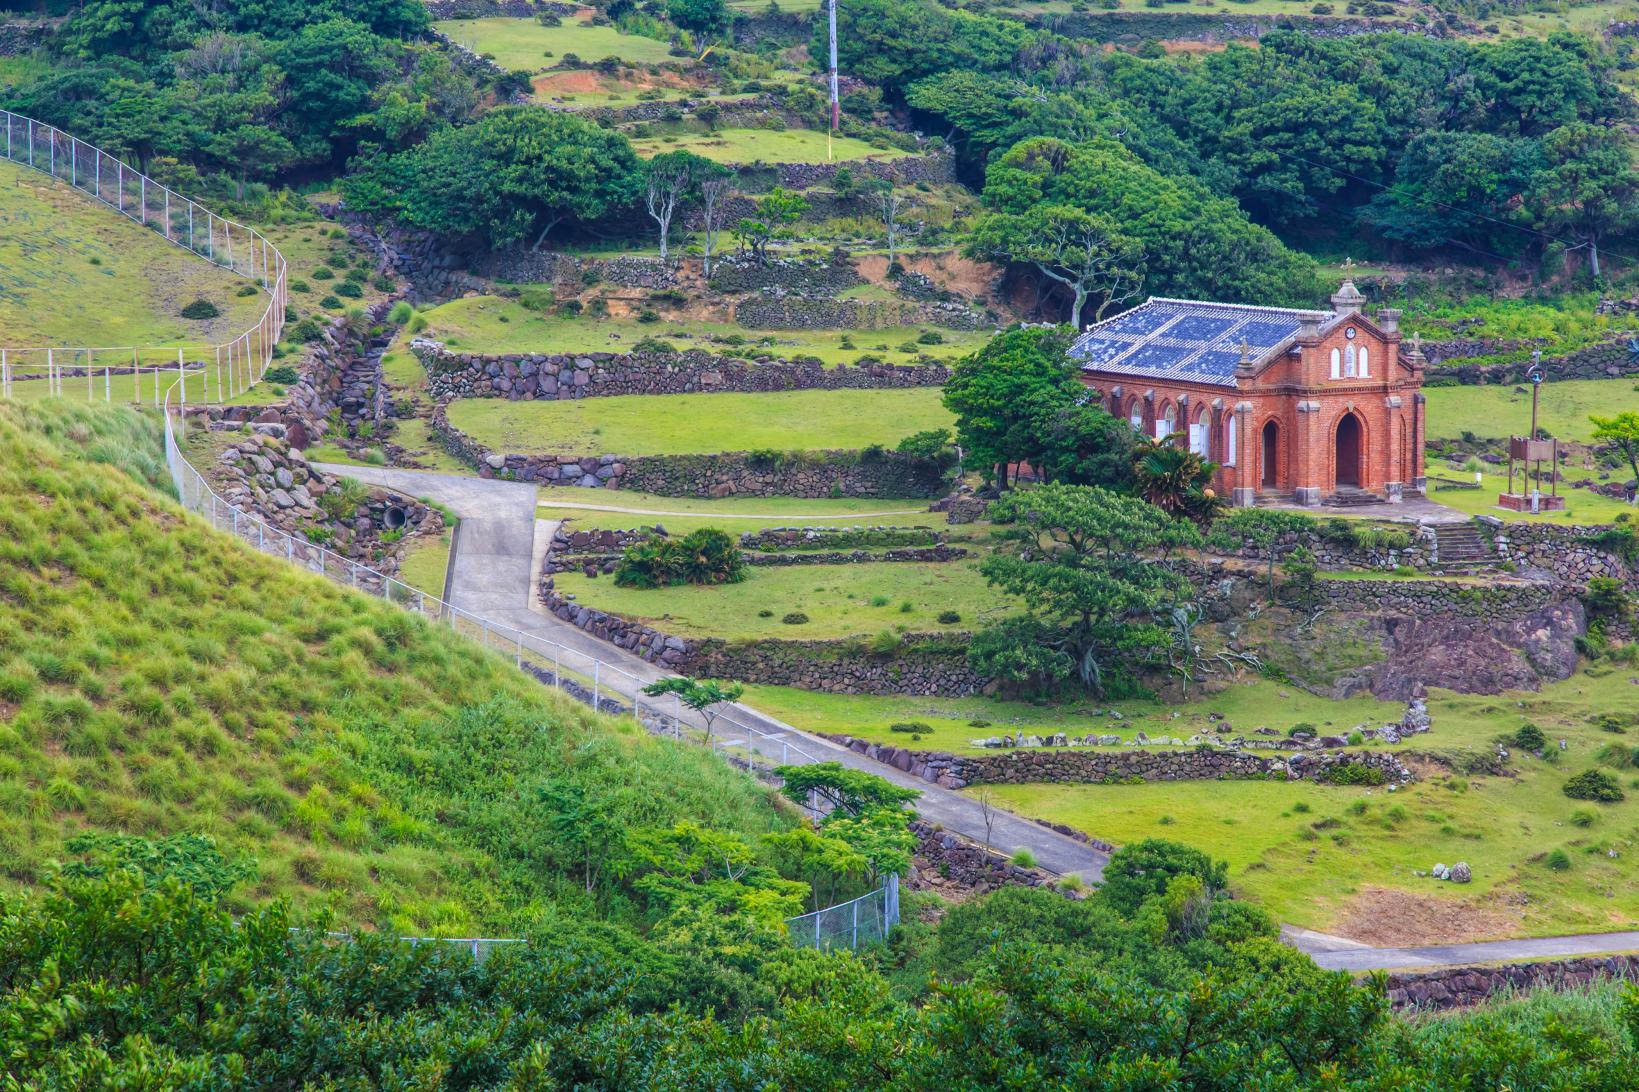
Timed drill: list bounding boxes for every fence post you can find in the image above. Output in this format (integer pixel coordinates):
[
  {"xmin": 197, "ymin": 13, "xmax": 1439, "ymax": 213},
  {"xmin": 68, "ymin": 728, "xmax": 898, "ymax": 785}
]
[
  {"xmin": 851, "ymin": 897, "xmax": 859, "ymax": 949},
  {"xmin": 593, "ymin": 661, "xmax": 601, "ymax": 709},
  {"xmin": 885, "ymin": 873, "xmax": 900, "ymax": 932}
]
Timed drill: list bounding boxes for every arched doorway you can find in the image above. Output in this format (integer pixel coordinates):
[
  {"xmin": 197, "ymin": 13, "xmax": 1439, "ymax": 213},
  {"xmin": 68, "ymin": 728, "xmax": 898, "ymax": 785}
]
[
  {"xmin": 1261, "ymin": 421, "xmax": 1279, "ymax": 489},
  {"xmin": 1335, "ymin": 413, "xmax": 1363, "ymax": 489}
]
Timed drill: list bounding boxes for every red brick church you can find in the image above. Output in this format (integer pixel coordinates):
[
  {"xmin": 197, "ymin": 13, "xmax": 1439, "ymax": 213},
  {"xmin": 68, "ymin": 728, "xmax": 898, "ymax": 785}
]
[{"xmin": 1069, "ymin": 276, "xmax": 1427, "ymax": 507}]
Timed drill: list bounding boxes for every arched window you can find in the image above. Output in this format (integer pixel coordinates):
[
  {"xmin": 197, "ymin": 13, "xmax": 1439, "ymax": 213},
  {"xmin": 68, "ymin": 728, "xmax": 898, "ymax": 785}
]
[
  {"xmin": 1359, "ymin": 347, "xmax": 1369, "ymax": 378},
  {"xmin": 1329, "ymin": 347, "xmax": 1341, "ymax": 379},
  {"xmin": 1157, "ymin": 403, "xmax": 1175, "ymax": 441},
  {"xmin": 1129, "ymin": 401, "xmax": 1143, "ymax": 431},
  {"xmin": 1189, "ymin": 408, "xmax": 1210, "ymax": 457},
  {"xmin": 1344, "ymin": 345, "xmax": 1357, "ymax": 378}
]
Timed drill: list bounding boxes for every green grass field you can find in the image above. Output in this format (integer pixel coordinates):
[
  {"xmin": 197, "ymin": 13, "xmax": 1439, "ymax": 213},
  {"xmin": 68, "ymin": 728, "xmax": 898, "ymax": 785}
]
[
  {"xmin": 739, "ymin": 677, "xmax": 1404, "ymax": 754},
  {"xmin": 1423, "ymin": 467, "xmax": 1637, "ymax": 525},
  {"xmin": 1426, "ymin": 378, "xmax": 1639, "ymax": 444},
  {"xmin": 404, "ymin": 297, "xmax": 989, "ymax": 365},
  {"xmin": 0, "ymin": 158, "xmax": 266, "ymax": 350},
  {"xmin": 433, "ymin": 16, "xmax": 676, "ymax": 70},
  {"xmin": 632, "ymin": 128, "xmax": 911, "ymax": 165},
  {"xmin": 553, "ymin": 557, "xmax": 1008, "ymax": 639},
  {"xmin": 445, "ymin": 387, "xmax": 951, "ymax": 456},
  {"xmin": 975, "ymin": 665, "xmax": 1639, "ymax": 940},
  {"xmin": 399, "ymin": 527, "xmax": 453, "ymax": 599},
  {"xmin": 0, "ymin": 400, "xmax": 784, "ymax": 935}
]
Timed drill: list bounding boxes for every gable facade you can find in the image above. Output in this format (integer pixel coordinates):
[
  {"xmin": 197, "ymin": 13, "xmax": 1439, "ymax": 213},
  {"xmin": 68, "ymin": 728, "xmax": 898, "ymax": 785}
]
[{"xmin": 1069, "ymin": 280, "xmax": 1427, "ymax": 507}]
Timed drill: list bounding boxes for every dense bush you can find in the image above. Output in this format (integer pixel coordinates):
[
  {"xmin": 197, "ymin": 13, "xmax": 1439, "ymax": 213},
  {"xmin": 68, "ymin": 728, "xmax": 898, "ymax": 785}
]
[
  {"xmin": 614, "ymin": 529, "xmax": 747, "ymax": 588},
  {"xmin": 263, "ymin": 365, "xmax": 300, "ymax": 385},
  {"xmin": 1563, "ymin": 769, "xmax": 1626, "ymax": 803},
  {"xmin": 1513, "ymin": 723, "xmax": 1547, "ymax": 751},
  {"xmin": 179, "ymin": 298, "xmax": 221, "ymax": 320},
  {"xmin": 1317, "ymin": 762, "xmax": 1388, "ymax": 787}
]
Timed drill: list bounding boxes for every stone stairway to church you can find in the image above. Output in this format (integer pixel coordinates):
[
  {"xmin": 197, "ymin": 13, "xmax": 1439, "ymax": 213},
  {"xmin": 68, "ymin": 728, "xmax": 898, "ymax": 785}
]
[{"xmin": 1430, "ymin": 521, "xmax": 1499, "ymax": 573}]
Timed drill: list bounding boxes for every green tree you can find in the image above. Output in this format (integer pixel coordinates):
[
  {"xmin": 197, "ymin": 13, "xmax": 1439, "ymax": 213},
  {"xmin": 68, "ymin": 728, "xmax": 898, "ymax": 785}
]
[
  {"xmin": 732, "ymin": 187, "xmax": 809, "ymax": 263},
  {"xmin": 978, "ymin": 484, "xmax": 1200, "ymax": 695},
  {"xmin": 1210, "ymin": 508, "xmax": 1314, "ymax": 597},
  {"xmin": 773, "ymin": 762, "xmax": 921, "ymax": 817},
  {"xmin": 1531, "ymin": 123, "xmax": 1639, "ymax": 278},
  {"xmin": 1100, "ymin": 837, "xmax": 1228, "ymax": 917},
  {"xmin": 940, "ymin": 326, "xmax": 1079, "ymax": 487},
  {"xmin": 644, "ymin": 150, "xmax": 714, "ymax": 260},
  {"xmin": 381, "ymin": 106, "xmax": 643, "ymax": 250},
  {"xmin": 1034, "ymin": 402, "xmax": 1140, "ymax": 492},
  {"xmin": 1591, "ymin": 412, "xmax": 1639, "ymax": 503},
  {"xmin": 1132, "ymin": 439, "xmax": 1223, "ymax": 524},
  {"xmin": 1363, "ymin": 131, "xmax": 1541, "ymax": 254},
  {"xmin": 667, "ymin": 0, "xmax": 730, "ymax": 36},
  {"xmin": 643, "ymin": 676, "xmax": 745, "ymax": 742},
  {"xmin": 965, "ymin": 205, "xmax": 1144, "ymax": 329}
]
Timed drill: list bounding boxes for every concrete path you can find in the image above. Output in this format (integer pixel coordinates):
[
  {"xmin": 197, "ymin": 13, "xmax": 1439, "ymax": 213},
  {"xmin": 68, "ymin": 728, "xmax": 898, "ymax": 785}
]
[
  {"xmin": 320, "ymin": 465, "xmax": 1110, "ymax": 882},
  {"xmin": 1290, "ymin": 925, "xmax": 1639, "ymax": 971}
]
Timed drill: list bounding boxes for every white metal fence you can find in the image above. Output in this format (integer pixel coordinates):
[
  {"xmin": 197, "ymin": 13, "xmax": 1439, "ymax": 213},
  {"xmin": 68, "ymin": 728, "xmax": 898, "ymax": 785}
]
[
  {"xmin": 0, "ymin": 109, "xmax": 288, "ymax": 408},
  {"xmin": 787, "ymin": 874, "xmax": 900, "ymax": 951}
]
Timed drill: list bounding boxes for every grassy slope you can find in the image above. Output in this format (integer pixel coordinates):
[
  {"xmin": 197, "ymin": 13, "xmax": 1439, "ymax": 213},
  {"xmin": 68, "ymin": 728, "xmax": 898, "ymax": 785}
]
[
  {"xmin": 446, "ymin": 386, "xmax": 952, "ymax": 455},
  {"xmin": 631, "ymin": 128, "xmax": 910, "ymax": 165},
  {"xmin": 978, "ymin": 664, "xmax": 1639, "ymax": 939},
  {"xmin": 434, "ymin": 16, "xmax": 677, "ymax": 68},
  {"xmin": 0, "ymin": 402, "xmax": 783, "ymax": 934},
  {"xmin": 0, "ymin": 158, "xmax": 264, "ymax": 350},
  {"xmin": 409, "ymin": 297, "xmax": 990, "ymax": 365},
  {"xmin": 1425, "ymin": 378, "xmax": 1639, "ymax": 444}
]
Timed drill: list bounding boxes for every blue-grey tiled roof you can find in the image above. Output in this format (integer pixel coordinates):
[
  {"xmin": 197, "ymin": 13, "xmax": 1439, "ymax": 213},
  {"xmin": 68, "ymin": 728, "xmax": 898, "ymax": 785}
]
[{"xmin": 1068, "ymin": 298, "xmax": 1333, "ymax": 388}]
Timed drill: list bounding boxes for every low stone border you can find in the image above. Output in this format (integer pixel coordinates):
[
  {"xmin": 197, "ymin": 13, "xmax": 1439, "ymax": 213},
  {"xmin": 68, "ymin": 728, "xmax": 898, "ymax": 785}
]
[
  {"xmin": 830, "ymin": 735, "xmax": 1413, "ymax": 790},
  {"xmin": 909, "ymin": 819, "xmax": 1066, "ymax": 894},
  {"xmin": 1385, "ymin": 955, "xmax": 1639, "ymax": 1012},
  {"xmin": 1484, "ymin": 520, "xmax": 1638, "ymax": 588},
  {"xmin": 416, "ymin": 341, "xmax": 950, "ymax": 401}
]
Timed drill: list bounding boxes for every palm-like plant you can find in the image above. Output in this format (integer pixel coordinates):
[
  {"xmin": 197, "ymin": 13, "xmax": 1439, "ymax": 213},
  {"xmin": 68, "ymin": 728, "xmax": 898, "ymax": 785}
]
[{"xmin": 1133, "ymin": 438, "xmax": 1224, "ymax": 524}]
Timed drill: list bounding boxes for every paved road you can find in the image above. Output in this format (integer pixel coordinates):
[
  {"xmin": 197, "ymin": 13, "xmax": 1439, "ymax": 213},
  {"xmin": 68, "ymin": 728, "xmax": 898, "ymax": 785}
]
[
  {"xmin": 323, "ymin": 464, "xmax": 1110, "ymax": 882},
  {"xmin": 1287, "ymin": 925, "xmax": 1639, "ymax": 971}
]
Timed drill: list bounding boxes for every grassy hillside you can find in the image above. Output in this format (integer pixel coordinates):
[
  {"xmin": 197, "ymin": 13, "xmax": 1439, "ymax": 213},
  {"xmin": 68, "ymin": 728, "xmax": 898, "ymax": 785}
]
[
  {"xmin": 0, "ymin": 158, "xmax": 265, "ymax": 349},
  {"xmin": 0, "ymin": 401, "xmax": 785, "ymax": 935}
]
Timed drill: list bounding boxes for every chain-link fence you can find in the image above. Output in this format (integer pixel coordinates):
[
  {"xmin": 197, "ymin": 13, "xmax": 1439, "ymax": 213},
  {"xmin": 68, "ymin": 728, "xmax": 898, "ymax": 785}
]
[
  {"xmin": 0, "ymin": 109, "xmax": 287, "ymax": 407},
  {"xmin": 787, "ymin": 874, "xmax": 900, "ymax": 951}
]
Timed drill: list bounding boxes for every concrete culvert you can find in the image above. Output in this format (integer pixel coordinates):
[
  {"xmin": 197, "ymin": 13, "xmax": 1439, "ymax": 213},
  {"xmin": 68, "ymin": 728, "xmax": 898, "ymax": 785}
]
[{"xmin": 383, "ymin": 506, "xmax": 408, "ymax": 530}]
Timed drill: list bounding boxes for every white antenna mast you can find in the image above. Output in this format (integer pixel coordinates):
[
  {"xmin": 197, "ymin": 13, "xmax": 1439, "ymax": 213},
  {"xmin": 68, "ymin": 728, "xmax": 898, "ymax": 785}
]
[{"xmin": 827, "ymin": 0, "xmax": 839, "ymax": 160}]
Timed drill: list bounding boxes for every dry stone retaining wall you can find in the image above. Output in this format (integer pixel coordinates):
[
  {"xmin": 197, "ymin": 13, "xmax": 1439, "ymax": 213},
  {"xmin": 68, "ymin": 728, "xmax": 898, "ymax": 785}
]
[
  {"xmin": 416, "ymin": 342, "xmax": 950, "ymax": 401},
  {"xmin": 1385, "ymin": 955, "xmax": 1639, "ymax": 1012},
  {"xmin": 1044, "ymin": 11, "xmax": 1429, "ymax": 42},
  {"xmin": 835, "ymin": 738, "xmax": 1411, "ymax": 790},
  {"xmin": 1483, "ymin": 519, "xmax": 1638, "ymax": 588},
  {"xmin": 734, "ymin": 295, "xmax": 985, "ymax": 331},
  {"xmin": 0, "ymin": 22, "xmax": 47, "ymax": 55}
]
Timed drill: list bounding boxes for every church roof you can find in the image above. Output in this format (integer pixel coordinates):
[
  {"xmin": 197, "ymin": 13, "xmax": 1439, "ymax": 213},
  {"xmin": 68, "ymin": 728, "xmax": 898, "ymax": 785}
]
[{"xmin": 1068, "ymin": 297, "xmax": 1334, "ymax": 389}]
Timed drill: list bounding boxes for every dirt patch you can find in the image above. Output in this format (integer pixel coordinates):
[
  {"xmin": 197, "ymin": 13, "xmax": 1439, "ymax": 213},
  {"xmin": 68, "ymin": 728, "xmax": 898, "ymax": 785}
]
[
  {"xmin": 855, "ymin": 251, "xmax": 1006, "ymax": 307},
  {"xmin": 534, "ymin": 70, "xmax": 607, "ymax": 95},
  {"xmin": 1332, "ymin": 885, "xmax": 1522, "ymax": 946}
]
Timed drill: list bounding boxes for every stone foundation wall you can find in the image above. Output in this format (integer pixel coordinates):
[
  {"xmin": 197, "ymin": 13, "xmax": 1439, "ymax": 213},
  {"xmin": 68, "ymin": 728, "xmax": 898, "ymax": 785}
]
[
  {"xmin": 1484, "ymin": 519, "xmax": 1638, "ymax": 587},
  {"xmin": 416, "ymin": 342, "xmax": 950, "ymax": 401},
  {"xmin": 1317, "ymin": 578, "xmax": 1560, "ymax": 620},
  {"xmin": 773, "ymin": 153, "xmax": 955, "ymax": 191},
  {"xmin": 1385, "ymin": 955, "xmax": 1639, "ymax": 1012},
  {"xmin": 1212, "ymin": 525, "xmax": 1435, "ymax": 572},
  {"xmin": 839, "ymin": 739, "xmax": 1411, "ymax": 790},
  {"xmin": 708, "ymin": 255, "xmax": 863, "ymax": 296},
  {"xmin": 1427, "ymin": 337, "xmax": 1639, "ymax": 385}
]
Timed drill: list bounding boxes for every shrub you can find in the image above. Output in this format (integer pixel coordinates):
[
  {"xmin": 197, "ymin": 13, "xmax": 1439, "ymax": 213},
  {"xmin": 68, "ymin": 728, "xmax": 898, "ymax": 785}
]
[
  {"xmin": 373, "ymin": 275, "xmax": 395, "ymax": 292},
  {"xmin": 632, "ymin": 337, "xmax": 677, "ymax": 354},
  {"xmin": 757, "ymin": 609, "xmax": 773, "ymax": 618},
  {"xmin": 1594, "ymin": 713, "xmax": 1630, "ymax": 734},
  {"xmin": 781, "ymin": 612, "xmax": 808, "ymax": 625},
  {"xmin": 334, "ymin": 280, "xmax": 364, "ymax": 299},
  {"xmin": 1545, "ymin": 847, "xmax": 1572, "ymax": 871},
  {"xmin": 869, "ymin": 630, "xmax": 904, "ymax": 656},
  {"xmin": 1569, "ymin": 808, "xmax": 1597, "ymax": 828},
  {"xmin": 870, "ymin": 595, "xmax": 890, "ymax": 608},
  {"xmin": 1010, "ymin": 848, "xmax": 1037, "ymax": 868},
  {"xmin": 1513, "ymin": 723, "xmax": 1547, "ymax": 751},
  {"xmin": 1563, "ymin": 769, "xmax": 1625, "ymax": 803},
  {"xmin": 937, "ymin": 610, "xmax": 961, "ymax": 624},
  {"xmin": 289, "ymin": 280, "xmax": 310, "ymax": 293},
  {"xmin": 179, "ymin": 299, "xmax": 220, "ymax": 320},
  {"xmin": 387, "ymin": 301, "xmax": 415, "ymax": 325},
  {"xmin": 263, "ymin": 365, "xmax": 300, "ymax": 385},
  {"xmin": 320, "ymin": 295, "xmax": 343, "ymax": 309},
  {"xmin": 1291, "ymin": 801, "xmax": 1311, "ymax": 813},
  {"xmin": 1347, "ymin": 731, "xmax": 1364, "ymax": 746},
  {"xmin": 898, "ymin": 601, "xmax": 914, "ymax": 613},
  {"xmin": 286, "ymin": 318, "xmax": 324, "ymax": 344},
  {"xmin": 1318, "ymin": 762, "xmax": 1386, "ymax": 787},
  {"xmin": 614, "ymin": 530, "xmax": 746, "ymax": 588},
  {"xmin": 1287, "ymin": 723, "xmax": 1316, "ymax": 739},
  {"xmin": 311, "ymin": 267, "xmax": 334, "ymax": 280},
  {"xmin": 889, "ymin": 721, "xmax": 930, "ymax": 734}
]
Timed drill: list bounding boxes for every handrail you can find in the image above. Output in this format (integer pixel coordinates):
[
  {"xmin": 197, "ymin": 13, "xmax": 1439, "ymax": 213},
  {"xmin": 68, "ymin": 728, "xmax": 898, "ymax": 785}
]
[{"xmin": 0, "ymin": 109, "xmax": 287, "ymax": 407}]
